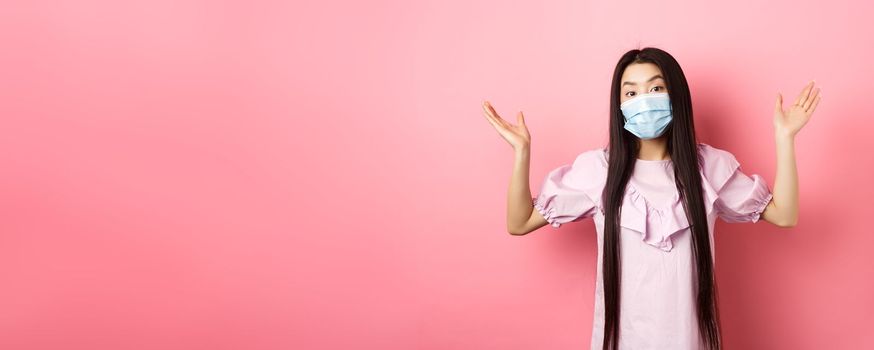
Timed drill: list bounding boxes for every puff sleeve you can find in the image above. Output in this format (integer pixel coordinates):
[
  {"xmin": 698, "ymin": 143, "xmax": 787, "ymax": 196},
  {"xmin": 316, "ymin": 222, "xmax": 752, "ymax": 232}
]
[
  {"xmin": 712, "ymin": 151, "xmax": 774, "ymax": 224},
  {"xmin": 531, "ymin": 149, "xmax": 605, "ymax": 228}
]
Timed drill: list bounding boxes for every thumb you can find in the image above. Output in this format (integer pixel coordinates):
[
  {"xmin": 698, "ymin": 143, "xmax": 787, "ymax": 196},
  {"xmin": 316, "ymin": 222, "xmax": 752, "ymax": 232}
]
[
  {"xmin": 775, "ymin": 92, "xmax": 783, "ymax": 113},
  {"xmin": 517, "ymin": 111, "xmax": 525, "ymax": 125}
]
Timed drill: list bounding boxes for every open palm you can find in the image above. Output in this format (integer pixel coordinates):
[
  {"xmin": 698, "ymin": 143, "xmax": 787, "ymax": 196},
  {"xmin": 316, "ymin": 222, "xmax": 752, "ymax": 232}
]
[
  {"xmin": 482, "ymin": 101, "xmax": 530, "ymax": 150},
  {"xmin": 774, "ymin": 80, "xmax": 821, "ymax": 137}
]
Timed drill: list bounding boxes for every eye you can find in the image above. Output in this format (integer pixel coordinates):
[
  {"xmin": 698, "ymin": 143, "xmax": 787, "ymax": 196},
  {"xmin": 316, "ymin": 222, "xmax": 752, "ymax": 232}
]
[
  {"xmin": 625, "ymin": 91, "xmax": 636, "ymax": 97},
  {"xmin": 651, "ymin": 86, "xmax": 664, "ymax": 92}
]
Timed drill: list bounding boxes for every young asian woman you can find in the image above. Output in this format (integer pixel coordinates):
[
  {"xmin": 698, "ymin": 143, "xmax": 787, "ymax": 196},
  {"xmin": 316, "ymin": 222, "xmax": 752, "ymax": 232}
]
[{"xmin": 481, "ymin": 47, "xmax": 819, "ymax": 350}]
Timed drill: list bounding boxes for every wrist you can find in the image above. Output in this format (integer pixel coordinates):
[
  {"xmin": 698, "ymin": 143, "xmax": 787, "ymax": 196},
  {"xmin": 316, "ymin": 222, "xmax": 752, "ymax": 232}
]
[{"xmin": 775, "ymin": 130, "xmax": 796, "ymax": 142}]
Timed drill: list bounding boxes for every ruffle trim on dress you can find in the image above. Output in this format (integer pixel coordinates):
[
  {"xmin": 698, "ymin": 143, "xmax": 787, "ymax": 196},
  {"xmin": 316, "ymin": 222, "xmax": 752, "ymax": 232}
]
[
  {"xmin": 619, "ymin": 169, "xmax": 721, "ymax": 252},
  {"xmin": 714, "ymin": 173, "xmax": 774, "ymax": 223},
  {"xmin": 532, "ymin": 196, "xmax": 562, "ymax": 228},
  {"xmin": 748, "ymin": 191, "xmax": 774, "ymax": 223}
]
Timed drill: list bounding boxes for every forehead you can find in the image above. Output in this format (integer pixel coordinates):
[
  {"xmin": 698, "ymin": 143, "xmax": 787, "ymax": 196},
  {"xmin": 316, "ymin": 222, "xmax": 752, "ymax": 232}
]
[{"xmin": 620, "ymin": 62, "xmax": 664, "ymax": 85}]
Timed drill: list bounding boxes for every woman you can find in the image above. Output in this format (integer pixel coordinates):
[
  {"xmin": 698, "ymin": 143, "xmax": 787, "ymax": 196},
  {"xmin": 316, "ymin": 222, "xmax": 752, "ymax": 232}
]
[{"xmin": 481, "ymin": 47, "xmax": 819, "ymax": 350}]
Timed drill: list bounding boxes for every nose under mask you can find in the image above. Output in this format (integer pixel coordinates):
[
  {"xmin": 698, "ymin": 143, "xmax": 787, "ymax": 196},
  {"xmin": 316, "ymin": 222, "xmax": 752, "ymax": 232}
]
[{"xmin": 620, "ymin": 92, "xmax": 673, "ymax": 140}]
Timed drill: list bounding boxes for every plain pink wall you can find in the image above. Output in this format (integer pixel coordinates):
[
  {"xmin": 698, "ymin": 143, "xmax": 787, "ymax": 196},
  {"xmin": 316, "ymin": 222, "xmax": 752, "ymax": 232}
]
[{"xmin": 0, "ymin": 0, "xmax": 870, "ymax": 349}]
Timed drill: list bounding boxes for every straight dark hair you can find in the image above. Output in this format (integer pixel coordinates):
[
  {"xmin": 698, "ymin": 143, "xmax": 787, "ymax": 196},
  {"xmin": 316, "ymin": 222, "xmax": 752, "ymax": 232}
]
[{"xmin": 600, "ymin": 47, "xmax": 722, "ymax": 350}]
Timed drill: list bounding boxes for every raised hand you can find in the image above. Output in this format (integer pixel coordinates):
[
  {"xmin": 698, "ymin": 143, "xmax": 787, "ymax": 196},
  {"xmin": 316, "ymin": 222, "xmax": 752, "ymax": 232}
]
[
  {"xmin": 482, "ymin": 100, "xmax": 531, "ymax": 151},
  {"xmin": 774, "ymin": 80, "xmax": 821, "ymax": 138}
]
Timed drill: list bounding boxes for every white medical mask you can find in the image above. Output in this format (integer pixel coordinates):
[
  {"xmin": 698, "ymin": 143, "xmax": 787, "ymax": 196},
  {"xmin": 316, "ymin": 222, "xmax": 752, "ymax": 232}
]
[{"xmin": 619, "ymin": 92, "xmax": 673, "ymax": 140}]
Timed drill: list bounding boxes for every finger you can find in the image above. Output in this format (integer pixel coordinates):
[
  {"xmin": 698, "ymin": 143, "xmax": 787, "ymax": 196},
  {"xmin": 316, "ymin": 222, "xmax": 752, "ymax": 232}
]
[
  {"xmin": 483, "ymin": 101, "xmax": 501, "ymax": 119},
  {"xmin": 792, "ymin": 81, "xmax": 812, "ymax": 106},
  {"xmin": 482, "ymin": 101, "xmax": 494, "ymax": 117},
  {"xmin": 775, "ymin": 92, "xmax": 783, "ymax": 113},
  {"xmin": 483, "ymin": 111, "xmax": 505, "ymax": 131},
  {"xmin": 482, "ymin": 103, "xmax": 508, "ymax": 127},
  {"xmin": 801, "ymin": 80, "xmax": 817, "ymax": 107},
  {"xmin": 803, "ymin": 87, "xmax": 821, "ymax": 111},
  {"xmin": 481, "ymin": 106, "xmax": 502, "ymax": 124},
  {"xmin": 517, "ymin": 111, "xmax": 525, "ymax": 125},
  {"xmin": 807, "ymin": 94, "xmax": 822, "ymax": 114},
  {"xmin": 794, "ymin": 80, "xmax": 815, "ymax": 108},
  {"xmin": 482, "ymin": 101, "xmax": 495, "ymax": 118}
]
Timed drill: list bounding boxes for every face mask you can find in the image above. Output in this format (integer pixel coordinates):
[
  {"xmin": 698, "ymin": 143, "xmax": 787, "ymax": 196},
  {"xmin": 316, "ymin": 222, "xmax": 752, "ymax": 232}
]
[{"xmin": 619, "ymin": 92, "xmax": 673, "ymax": 140}]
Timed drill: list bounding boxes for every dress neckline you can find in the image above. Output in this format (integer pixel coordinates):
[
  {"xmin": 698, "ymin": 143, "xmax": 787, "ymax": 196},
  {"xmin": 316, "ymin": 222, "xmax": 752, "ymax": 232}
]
[
  {"xmin": 627, "ymin": 178, "xmax": 679, "ymax": 212},
  {"xmin": 635, "ymin": 158, "xmax": 672, "ymax": 163}
]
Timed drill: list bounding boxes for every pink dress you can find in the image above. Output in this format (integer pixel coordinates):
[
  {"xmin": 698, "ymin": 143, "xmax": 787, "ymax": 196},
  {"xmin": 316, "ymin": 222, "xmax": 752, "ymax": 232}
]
[{"xmin": 532, "ymin": 143, "xmax": 773, "ymax": 350}]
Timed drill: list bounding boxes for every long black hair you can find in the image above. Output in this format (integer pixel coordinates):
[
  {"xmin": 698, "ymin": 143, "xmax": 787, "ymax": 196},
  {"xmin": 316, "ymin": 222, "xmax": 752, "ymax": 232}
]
[{"xmin": 600, "ymin": 47, "xmax": 721, "ymax": 350}]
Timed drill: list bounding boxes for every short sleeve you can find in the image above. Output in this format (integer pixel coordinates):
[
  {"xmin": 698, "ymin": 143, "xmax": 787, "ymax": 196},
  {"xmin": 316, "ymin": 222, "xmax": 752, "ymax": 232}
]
[
  {"xmin": 532, "ymin": 149, "xmax": 606, "ymax": 228},
  {"xmin": 708, "ymin": 148, "xmax": 774, "ymax": 224}
]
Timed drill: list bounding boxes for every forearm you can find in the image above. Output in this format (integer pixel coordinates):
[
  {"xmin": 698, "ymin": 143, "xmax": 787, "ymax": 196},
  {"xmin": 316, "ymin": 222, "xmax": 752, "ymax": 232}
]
[
  {"xmin": 507, "ymin": 146, "xmax": 534, "ymax": 233},
  {"xmin": 772, "ymin": 132, "xmax": 799, "ymax": 226}
]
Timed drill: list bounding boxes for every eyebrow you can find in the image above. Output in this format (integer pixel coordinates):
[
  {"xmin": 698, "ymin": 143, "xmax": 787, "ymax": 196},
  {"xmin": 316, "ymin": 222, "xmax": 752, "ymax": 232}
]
[{"xmin": 622, "ymin": 75, "xmax": 665, "ymax": 87}]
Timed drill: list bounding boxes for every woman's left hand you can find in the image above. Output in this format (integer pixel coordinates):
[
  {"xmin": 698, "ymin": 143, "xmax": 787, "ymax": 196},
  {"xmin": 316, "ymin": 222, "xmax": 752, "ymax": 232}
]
[{"xmin": 774, "ymin": 80, "xmax": 821, "ymax": 138}]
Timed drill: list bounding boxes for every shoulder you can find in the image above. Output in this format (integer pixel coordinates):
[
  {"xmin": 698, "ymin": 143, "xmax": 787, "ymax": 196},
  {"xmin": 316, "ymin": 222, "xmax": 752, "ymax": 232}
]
[
  {"xmin": 559, "ymin": 146, "xmax": 609, "ymax": 190},
  {"xmin": 697, "ymin": 142, "xmax": 741, "ymax": 168},
  {"xmin": 697, "ymin": 142, "xmax": 741, "ymax": 191},
  {"xmin": 572, "ymin": 146, "xmax": 609, "ymax": 169},
  {"xmin": 569, "ymin": 147, "xmax": 609, "ymax": 182}
]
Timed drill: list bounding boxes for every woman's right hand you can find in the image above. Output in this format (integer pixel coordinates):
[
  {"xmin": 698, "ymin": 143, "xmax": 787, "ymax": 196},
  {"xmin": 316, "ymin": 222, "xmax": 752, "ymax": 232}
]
[{"xmin": 481, "ymin": 101, "xmax": 531, "ymax": 151}]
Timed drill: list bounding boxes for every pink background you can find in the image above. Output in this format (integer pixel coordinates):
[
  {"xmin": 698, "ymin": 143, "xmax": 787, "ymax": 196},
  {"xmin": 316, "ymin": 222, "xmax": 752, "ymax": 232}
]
[{"xmin": 0, "ymin": 0, "xmax": 871, "ymax": 349}]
